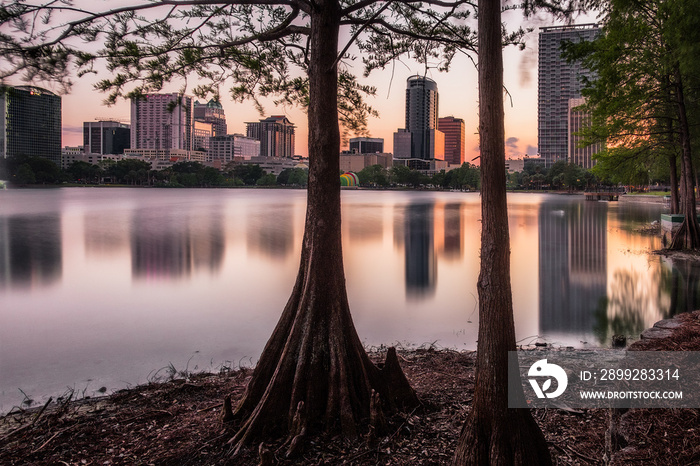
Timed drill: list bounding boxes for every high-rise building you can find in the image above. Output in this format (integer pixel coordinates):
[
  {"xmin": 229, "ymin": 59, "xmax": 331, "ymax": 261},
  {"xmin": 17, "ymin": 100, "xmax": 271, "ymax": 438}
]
[
  {"xmin": 0, "ymin": 85, "xmax": 61, "ymax": 164},
  {"xmin": 568, "ymin": 98, "xmax": 602, "ymax": 170},
  {"xmin": 193, "ymin": 99, "xmax": 227, "ymax": 136},
  {"xmin": 437, "ymin": 116, "xmax": 465, "ymax": 166},
  {"xmin": 130, "ymin": 93, "xmax": 193, "ymax": 151},
  {"xmin": 246, "ymin": 115, "xmax": 295, "ymax": 158},
  {"xmin": 349, "ymin": 137, "xmax": 383, "ymax": 154},
  {"xmin": 193, "ymin": 121, "xmax": 213, "ymax": 152},
  {"xmin": 406, "ymin": 75, "xmax": 442, "ymax": 160},
  {"xmin": 393, "ymin": 76, "xmax": 444, "ymax": 166},
  {"xmin": 83, "ymin": 121, "xmax": 130, "ymax": 155},
  {"xmin": 538, "ymin": 24, "xmax": 599, "ymax": 167}
]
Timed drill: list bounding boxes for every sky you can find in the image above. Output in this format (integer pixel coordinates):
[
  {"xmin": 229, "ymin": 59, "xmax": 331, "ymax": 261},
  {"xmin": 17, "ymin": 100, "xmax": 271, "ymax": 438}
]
[{"xmin": 13, "ymin": 4, "xmax": 598, "ymax": 162}]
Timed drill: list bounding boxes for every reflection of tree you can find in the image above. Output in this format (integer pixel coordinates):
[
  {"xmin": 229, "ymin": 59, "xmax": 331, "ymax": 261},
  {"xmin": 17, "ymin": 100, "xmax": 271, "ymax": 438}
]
[
  {"xmin": 0, "ymin": 215, "xmax": 62, "ymax": 288},
  {"xmin": 596, "ymin": 268, "xmax": 670, "ymax": 344},
  {"xmin": 246, "ymin": 206, "xmax": 294, "ymax": 260},
  {"xmin": 662, "ymin": 258, "xmax": 700, "ymax": 317},
  {"xmin": 404, "ymin": 202, "xmax": 436, "ymax": 297}
]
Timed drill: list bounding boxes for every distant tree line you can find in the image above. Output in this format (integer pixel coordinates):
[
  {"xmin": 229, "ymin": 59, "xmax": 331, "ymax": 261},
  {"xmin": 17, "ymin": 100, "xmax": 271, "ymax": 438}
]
[
  {"xmin": 0, "ymin": 155, "xmax": 309, "ymax": 188},
  {"xmin": 356, "ymin": 162, "xmax": 480, "ymax": 190}
]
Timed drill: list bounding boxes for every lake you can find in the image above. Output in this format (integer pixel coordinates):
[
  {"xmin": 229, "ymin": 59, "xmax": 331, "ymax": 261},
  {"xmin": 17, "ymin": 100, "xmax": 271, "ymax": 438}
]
[{"xmin": 1, "ymin": 188, "xmax": 696, "ymax": 412}]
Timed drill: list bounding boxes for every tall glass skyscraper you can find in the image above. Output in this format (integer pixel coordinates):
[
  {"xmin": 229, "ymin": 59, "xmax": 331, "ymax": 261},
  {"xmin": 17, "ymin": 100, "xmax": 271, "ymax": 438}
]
[
  {"xmin": 393, "ymin": 75, "xmax": 444, "ymax": 164},
  {"xmin": 0, "ymin": 85, "xmax": 61, "ymax": 165},
  {"xmin": 538, "ymin": 24, "xmax": 599, "ymax": 167}
]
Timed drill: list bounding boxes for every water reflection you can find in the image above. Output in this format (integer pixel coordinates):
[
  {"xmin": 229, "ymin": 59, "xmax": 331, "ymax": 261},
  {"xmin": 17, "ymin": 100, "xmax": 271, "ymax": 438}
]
[
  {"xmin": 131, "ymin": 206, "xmax": 225, "ymax": 280},
  {"xmin": 4, "ymin": 188, "xmax": 700, "ymax": 414},
  {"xmin": 443, "ymin": 203, "xmax": 463, "ymax": 259},
  {"xmin": 539, "ymin": 201, "xmax": 608, "ymax": 336},
  {"xmin": 662, "ymin": 258, "xmax": 700, "ymax": 316},
  {"xmin": 246, "ymin": 205, "xmax": 294, "ymax": 260},
  {"xmin": 0, "ymin": 215, "xmax": 62, "ymax": 288},
  {"xmin": 84, "ymin": 211, "xmax": 129, "ymax": 258},
  {"xmin": 404, "ymin": 202, "xmax": 436, "ymax": 297}
]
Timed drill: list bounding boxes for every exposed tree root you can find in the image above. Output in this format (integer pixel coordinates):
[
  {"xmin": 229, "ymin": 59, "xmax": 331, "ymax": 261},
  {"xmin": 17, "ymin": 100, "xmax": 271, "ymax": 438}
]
[
  {"xmin": 452, "ymin": 408, "xmax": 552, "ymax": 465},
  {"xmin": 223, "ymin": 263, "xmax": 419, "ymax": 457},
  {"xmin": 670, "ymin": 216, "xmax": 700, "ymax": 250}
]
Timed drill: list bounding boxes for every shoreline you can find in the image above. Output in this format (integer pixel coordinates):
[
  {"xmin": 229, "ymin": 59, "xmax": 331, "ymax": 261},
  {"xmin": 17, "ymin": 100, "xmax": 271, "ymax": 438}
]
[{"xmin": 2, "ymin": 311, "xmax": 699, "ymax": 465}]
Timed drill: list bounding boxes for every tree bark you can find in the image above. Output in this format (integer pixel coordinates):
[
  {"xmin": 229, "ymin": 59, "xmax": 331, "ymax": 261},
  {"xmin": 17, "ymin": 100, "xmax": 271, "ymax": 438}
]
[
  {"xmin": 225, "ymin": 0, "xmax": 418, "ymax": 455},
  {"xmin": 669, "ymin": 65, "xmax": 700, "ymax": 249},
  {"xmin": 452, "ymin": 0, "xmax": 551, "ymax": 463},
  {"xmin": 666, "ymin": 116, "xmax": 679, "ymax": 214}
]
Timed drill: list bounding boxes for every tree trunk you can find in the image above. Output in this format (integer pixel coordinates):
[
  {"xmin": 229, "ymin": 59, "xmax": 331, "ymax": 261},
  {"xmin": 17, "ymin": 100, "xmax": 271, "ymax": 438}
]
[
  {"xmin": 452, "ymin": 0, "xmax": 551, "ymax": 464},
  {"xmin": 224, "ymin": 0, "xmax": 417, "ymax": 455},
  {"xmin": 669, "ymin": 66, "xmax": 700, "ymax": 249},
  {"xmin": 666, "ymin": 117, "xmax": 679, "ymax": 214}
]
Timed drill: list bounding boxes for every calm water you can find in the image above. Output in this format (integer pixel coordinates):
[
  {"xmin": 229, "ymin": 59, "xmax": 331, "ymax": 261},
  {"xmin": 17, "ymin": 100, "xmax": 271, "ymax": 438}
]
[{"xmin": 1, "ymin": 188, "xmax": 698, "ymax": 412}]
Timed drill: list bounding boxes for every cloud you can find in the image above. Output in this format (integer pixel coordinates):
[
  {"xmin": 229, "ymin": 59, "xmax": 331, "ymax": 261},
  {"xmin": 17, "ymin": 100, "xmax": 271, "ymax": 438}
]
[
  {"xmin": 62, "ymin": 125, "xmax": 83, "ymax": 134},
  {"xmin": 526, "ymin": 145, "xmax": 538, "ymax": 156},
  {"xmin": 506, "ymin": 137, "xmax": 520, "ymax": 157}
]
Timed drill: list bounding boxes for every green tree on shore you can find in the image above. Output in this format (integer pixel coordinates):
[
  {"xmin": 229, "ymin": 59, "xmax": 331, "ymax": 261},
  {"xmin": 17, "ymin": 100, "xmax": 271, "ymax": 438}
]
[{"xmin": 565, "ymin": 0, "xmax": 700, "ymax": 248}]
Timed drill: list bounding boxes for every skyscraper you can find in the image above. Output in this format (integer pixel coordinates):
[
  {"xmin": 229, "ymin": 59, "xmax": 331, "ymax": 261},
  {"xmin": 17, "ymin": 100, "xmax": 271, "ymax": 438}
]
[
  {"xmin": 406, "ymin": 75, "xmax": 443, "ymax": 161},
  {"xmin": 538, "ymin": 24, "xmax": 599, "ymax": 167},
  {"xmin": 0, "ymin": 85, "xmax": 61, "ymax": 165},
  {"xmin": 193, "ymin": 99, "xmax": 227, "ymax": 136},
  {"xmin": 568, "ymin": 98, "xmax": 602, "ymax": 169},
  {"xmin": 246, "ymin": 115, "xmax": 295, "ymax": 158},
  {"xmin": 438, "ymin": 116, "xmax": 465, "ymax": 166},
  {"xmin": 130, "ymin": 93, "xmax": 193, "ymax": 151},
  {"xmin": 83, "ymin": 121, "xmax": 130, "ymax": 155}
]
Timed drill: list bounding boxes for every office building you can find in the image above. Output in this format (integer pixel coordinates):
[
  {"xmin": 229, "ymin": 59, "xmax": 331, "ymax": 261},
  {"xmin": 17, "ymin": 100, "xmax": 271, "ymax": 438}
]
[
  {"xmin": 339, "ymin": 153, "xmax": 392, "ymax": 172},
  {"xmin": 208, "ymin": 134, "xmax": 260, "ymax": 163},
  {"xmin": 83, "ymin": 121, "xmax": 130, "ymax": 155},
  {"xmin": 130, "ymin": 93, "xmax": 193, "ymax": 151},
  {"xmin": 438, "ymin": 116, "xmax": 465, "ymax": 166},
  {"xmin": 0, "ymin": 85, "xmax": 61, "ymax": 165},
  {"xmin": 538, "ymin": 24, "xmax": 599, "ymax": 167},
  {"xmin": 193, "ymin": 120, "xmax": 213, "ymax": 152},
  {"xmin": 246, "ymin": 115, "xmax": 295, "ymax": 158},
  {"xmin": 568, "ymin": 98, "xmax": 602, "ymax": 169},
  {"xmin": 349, "ymin": 137, "xmax": 383, "ymax": 154},
  {"xmin": 193, "ymin": 99, "xmax": 227, "ymax": 136},
  {"xmin": 393, "ymin": 76, "xmax": 445, "ymax": 169}
]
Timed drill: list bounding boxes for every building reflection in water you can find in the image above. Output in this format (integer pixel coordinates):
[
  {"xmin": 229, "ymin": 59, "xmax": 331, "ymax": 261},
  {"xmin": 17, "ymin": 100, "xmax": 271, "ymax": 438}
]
[
  {"xmin": 246, "ymin": 205, "xmax": 294, "ymax": 260},
  {"xmin": 84, "ymin": 212, "xmax": 130, "ymax": 258},
  {"xmin": 130, "ymin": 207, "xmax": 225, "ymax": 280},
  {"xmin": 404, "ymin": 201, "xmax": 436, "ymax": 297},
  {"xmin": 0, "ymin": 215, "xmax": 62, "ymax": 288},
  {"xmin": 539, "ymin": 201, "xmax": 607, "ymax": 337},
  {"xmin": 442, "ymin": 203, "xmax": 463, "ymax": 259}
]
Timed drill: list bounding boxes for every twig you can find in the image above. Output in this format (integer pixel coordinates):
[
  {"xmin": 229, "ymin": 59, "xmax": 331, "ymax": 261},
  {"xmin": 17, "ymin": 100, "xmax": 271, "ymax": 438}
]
[
  {"xmin": 196, "ymin": 402, "xmax": 223, "ymax": 413},
  {"xmin": 0, "ymin": 423, "xmax": 31, "ymax": 443},
  {"xmin": 564, "ymin": 444, "xmax": 600, "ymax": 463},
  {"xmin": 31, "ymin": 431, "xmax": 61, "ymax": 454},
  {"xmin": 32, "ymin": 397, "xmax": 53, "ymax": 426}
]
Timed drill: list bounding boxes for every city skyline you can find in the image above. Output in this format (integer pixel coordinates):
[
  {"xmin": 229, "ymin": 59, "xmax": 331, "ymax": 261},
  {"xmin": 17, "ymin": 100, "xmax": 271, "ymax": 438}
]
[{"xmin": 14, "ymin": 11, "xmax": 597, "ymax": 162}]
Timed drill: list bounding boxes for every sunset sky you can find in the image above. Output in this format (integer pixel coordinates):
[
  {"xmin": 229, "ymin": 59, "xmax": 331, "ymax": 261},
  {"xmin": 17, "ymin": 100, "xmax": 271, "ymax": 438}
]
[{"xmin": 17, "ymin": 5, "xmax": 597, "ymax": 162}]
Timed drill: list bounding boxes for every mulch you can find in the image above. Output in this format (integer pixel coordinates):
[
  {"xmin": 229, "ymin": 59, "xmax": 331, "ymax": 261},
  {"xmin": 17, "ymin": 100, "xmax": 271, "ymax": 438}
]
[{"xmin": 2, "ymin": 312, "xmax": 700, "ymax": 465}]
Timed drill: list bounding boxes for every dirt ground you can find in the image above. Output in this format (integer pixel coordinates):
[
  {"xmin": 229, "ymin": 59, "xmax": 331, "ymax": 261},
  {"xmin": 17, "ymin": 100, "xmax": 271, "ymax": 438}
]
[{"xmin": 2, "ymin": 312, "xmax": 700, "ymax": 465}]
